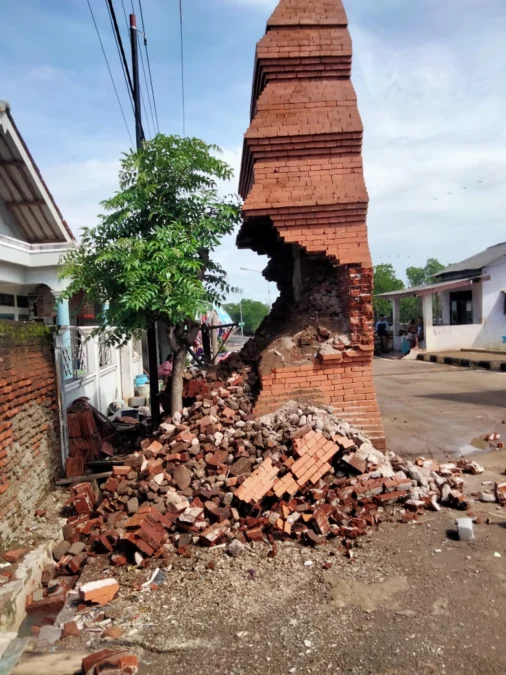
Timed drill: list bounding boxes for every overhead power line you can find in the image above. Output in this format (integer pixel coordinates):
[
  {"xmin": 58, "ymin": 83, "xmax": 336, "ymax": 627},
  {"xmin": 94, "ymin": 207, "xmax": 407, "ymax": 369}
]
[
  {"xmin": 86, "ymin": 0, "xmax": 133, "ymax": 147},
  {"xmin": 138, "ymin": 0, "xmax": 160, "ymax": 133},
  {"xmin": 179, "ymin": 0, "xmax": 186, "ymax": 136},
  {"xmin": 137, "ymin": 32, "xmax": 157, "ymax": 137},
  {"xmin": 105, "ymin": 0, "xmax": 134, "ymax": 99},
  {"xmin": 120, "ymin": 0, "xmax": 129, "ymax": 31}
]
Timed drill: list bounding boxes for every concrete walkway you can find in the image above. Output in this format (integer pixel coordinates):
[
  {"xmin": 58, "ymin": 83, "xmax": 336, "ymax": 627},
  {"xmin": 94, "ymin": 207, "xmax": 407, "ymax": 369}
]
[{"xmin": 374, "ymin": 357, "xmax": 506, "ymax": 459}]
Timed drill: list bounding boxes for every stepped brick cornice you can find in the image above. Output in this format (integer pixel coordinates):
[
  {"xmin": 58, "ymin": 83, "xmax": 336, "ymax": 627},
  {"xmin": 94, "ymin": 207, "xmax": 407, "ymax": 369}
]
[{"xmin": 238, "ymin": 0, "xmax": 384, "ymax": 447}]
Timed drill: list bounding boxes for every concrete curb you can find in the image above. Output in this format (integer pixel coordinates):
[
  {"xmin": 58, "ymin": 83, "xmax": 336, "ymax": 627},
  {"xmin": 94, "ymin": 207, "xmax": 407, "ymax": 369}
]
[
  {"xmin": 416, "ymin": 353, "xmax": 506, "ymax": 372},
  {"xmin": 0, "ymin": 541, "xmax": 55, "ymax": 633}
]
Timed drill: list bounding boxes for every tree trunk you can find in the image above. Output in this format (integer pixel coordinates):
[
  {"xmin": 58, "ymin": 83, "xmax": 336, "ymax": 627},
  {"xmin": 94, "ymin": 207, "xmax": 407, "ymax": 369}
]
[{"xmin": 170, "ymin": 348, "xmax": 186, "ymax": 415}]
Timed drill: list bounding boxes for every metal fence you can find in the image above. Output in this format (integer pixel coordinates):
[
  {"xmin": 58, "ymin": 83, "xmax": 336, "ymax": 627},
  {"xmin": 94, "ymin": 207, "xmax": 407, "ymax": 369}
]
[
  {"xmin": 60, "ymin": 327, "xmax": 89, "ymax": 381},
  {"xmin": 98, "ymin": 337, "xmax": 112, "ymax": 369}
]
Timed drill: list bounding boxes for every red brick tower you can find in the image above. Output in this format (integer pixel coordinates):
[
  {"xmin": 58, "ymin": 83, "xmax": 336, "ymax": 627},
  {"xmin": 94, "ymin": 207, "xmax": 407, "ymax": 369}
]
[{"xmin": 238, "ymin": 0, "xmax": 385, "ymax": 448}]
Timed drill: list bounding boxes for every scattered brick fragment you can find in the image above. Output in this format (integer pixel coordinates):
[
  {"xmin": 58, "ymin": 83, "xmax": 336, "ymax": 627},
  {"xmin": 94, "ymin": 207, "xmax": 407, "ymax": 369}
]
[
  {"xmin": 3, "ymin": 547, "xmax": 29, "ymax": 564},
  {"xmin": 79, "ymin": 578, "xmax": 119, "ymax": 606}
]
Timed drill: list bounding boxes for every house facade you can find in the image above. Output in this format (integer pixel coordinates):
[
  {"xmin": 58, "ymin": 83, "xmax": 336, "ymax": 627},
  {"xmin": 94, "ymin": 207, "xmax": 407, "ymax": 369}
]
[
  {"xmin": 377, "ymin": 243, "xmax": 506, "ymax": 353},
  {"xmin": 0, "ymin": 100, "xmax": 143, "ymax": 412},
  {"xmin": 0, "ymin": 100, "xmax": 75, "ymax": 324}
]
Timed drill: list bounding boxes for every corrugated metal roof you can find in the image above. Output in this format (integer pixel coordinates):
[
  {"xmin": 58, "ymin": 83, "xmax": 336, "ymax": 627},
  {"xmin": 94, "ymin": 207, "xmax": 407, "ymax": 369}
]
[
  {"xmin": 435, "ymin": 242, "xmax": 506, "ymax": 277},
  {"xmin": 0, "ymin": 100, "xmax": 74, "ymax": 244},
  {"xmin": 375, "ymin": 276, "xmax": 482, "ymax": 299}
]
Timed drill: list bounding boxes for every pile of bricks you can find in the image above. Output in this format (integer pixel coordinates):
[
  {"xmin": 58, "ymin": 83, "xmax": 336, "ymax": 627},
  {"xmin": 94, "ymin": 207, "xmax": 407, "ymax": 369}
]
[
  {"xmin": 236, "ymin": 0, "xmax": 385, "ymax": 447},
  {"xmin": 57, "ymin": 365, "xmax": 474, "ymax": 562},
  {"xmin": 66, "ymin": 398, "xmax": 105, "ymax": 478}
]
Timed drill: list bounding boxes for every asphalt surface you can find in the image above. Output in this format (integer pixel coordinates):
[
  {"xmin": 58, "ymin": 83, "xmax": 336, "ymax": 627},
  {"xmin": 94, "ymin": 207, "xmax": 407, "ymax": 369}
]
[{"xmin": 374, "ymin": 357, "xmax": 506, "ymax": 459}]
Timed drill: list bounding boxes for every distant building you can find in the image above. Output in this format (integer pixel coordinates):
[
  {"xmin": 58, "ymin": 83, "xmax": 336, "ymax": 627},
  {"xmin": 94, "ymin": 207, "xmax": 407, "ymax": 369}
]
[{"xmin": 377, "ymin": 242, "xmax": 506, "ymax": 352}]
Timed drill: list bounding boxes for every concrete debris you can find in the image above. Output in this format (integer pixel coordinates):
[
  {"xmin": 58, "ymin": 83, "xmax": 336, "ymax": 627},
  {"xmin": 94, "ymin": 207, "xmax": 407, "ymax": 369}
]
[
  {"xmin": 58, "ymin": 364, "xmax": 476, "ymax": 564},
  {"xmin": 496, "ymin": 482, "xmax": 506, "ymax": 505},
  {"xmin": 457, "ymin": 518, "xmax": 474, "ymax": 541}
]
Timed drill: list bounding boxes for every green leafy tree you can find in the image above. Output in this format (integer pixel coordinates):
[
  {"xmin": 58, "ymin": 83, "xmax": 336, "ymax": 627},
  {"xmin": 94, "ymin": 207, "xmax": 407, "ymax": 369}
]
[
  {"xmin": 401, "ymin": 258, "xmax": 446, "ymax": 322},
  {"xmin": 373, "ymin": 263, "xmax": 404, "ymax": 319},
  {"xmin": 60, "ymin": 135, "xmax": 242, "ymax": 414},
  {"xmin": 224, "ymin": 299, "xmax": 270, "ymax": 336}
]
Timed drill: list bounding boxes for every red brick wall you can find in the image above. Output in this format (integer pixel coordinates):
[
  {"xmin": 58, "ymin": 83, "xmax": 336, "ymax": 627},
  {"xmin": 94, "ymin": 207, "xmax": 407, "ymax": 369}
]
[
  {"xmin": 0, "ymin": 321, "xmax": 60, "ymax": 542},
  {"xmin": 238, "ymin": 0, "xmax": 385, "ymax": 447},
  {"xmin": 255, "ymin": 356, "xmax": 384, "ymax": 448}
]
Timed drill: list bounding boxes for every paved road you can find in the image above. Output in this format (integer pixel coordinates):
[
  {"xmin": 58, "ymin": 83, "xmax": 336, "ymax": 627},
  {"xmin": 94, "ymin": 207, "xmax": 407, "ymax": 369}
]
[
  {"xmin": 374, "ymin": 356, "xmax": 506, "ymax": 459},
  {"xmin": 226, "ymin": 334, "xmax": 250, "ymax": 352}
]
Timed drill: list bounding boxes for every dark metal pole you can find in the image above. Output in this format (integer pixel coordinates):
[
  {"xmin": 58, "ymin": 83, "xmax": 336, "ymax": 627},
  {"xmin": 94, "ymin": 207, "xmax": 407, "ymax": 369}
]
[
  {"xmin": 130, "ymin": 13, "xmax": 160, "ymax": 428},
  {"xmin": 130, "ymin": 14, "xmax": 143, "ymax": 148}
]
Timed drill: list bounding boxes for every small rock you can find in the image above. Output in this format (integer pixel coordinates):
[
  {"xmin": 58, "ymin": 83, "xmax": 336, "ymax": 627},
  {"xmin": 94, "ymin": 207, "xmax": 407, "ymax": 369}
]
[
  {"xmin": 62, "ymin": 621, "xmax": 80, "ymax": 638},
  {"xmin": 227, "ymin": 539, "xmax": 245, "ymax": 558},
  {"xmin": 68, "ymin": 542, "xmax": 86, "ymax": 556},
  {"xmin": 457, "ymin": 518, "xmax": 474, "ymax": 541},
  {"xmin": 3, "ymin": 548, "xmax": 29, "ymax": 564},
  {"xmin": 479, "ymin": 491, "xmax": 497, "ymax": 503},
  {"xmin": 103, "ymin": 626, "xmax": 123, "ymax": 639},
  {"xmin": 173, "ymin": 465, "xmax": 193, "ymax": 490},
  {"xmin": 52, "ymin": 541, "xmax": 71, "ymax": 562},
  {"xmin": 127, "ymin": 497, "xmax": 139, "ymax": 514}
]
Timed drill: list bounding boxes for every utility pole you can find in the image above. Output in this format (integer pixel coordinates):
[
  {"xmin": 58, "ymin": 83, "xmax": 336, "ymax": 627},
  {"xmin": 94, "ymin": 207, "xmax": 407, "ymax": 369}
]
[{"xmin": 130, "ymin": 13, "xmax": 160, "ymax": 428}]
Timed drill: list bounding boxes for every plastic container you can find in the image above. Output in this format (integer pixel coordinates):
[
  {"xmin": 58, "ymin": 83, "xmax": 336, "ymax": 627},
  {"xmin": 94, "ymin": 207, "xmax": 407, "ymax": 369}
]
[
  {"xmin": 135, "ymin": 384, "xmax": 150, "ymax": 401},
  {"xmin": 134, "ymin": 374, "xmax": 149, "ymax": 387}
]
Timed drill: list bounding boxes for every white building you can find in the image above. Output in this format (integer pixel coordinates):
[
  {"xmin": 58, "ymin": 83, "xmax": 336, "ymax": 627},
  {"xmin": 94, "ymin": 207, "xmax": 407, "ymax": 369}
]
[
  {"xmin": 377, "ymin": 242, "xmax": 506, "ymax": 353},
  {"xmin": 0, "ymin": 100, "xmax": 75, "ymax": 324},
  {"xmin": 0, "ymin": 100, "xmax": 143, "ymax": 411}
]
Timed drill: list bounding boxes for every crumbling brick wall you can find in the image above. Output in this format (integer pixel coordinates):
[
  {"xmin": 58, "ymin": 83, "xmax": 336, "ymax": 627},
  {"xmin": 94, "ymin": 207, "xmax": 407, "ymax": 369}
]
[
  {"xmin": 0, "ymin": 321, "xmax": 61, "ymax": 542},
  {"xmin": 238, "ymin": 0, "xmax": 385, "ymax": 447}
]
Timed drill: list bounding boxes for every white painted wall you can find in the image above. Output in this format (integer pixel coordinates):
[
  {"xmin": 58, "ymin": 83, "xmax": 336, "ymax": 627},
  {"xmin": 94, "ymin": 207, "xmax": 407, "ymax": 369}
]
[
  {"xmin": 426, "ymin": 323, "xmax": 482, "ymax": 352},
  {"xmin": 58, "ymin": 328, "xmax": 144, "ymax": 414},
  {"xmin": 428, "ymin": 258, "xmax": 506, "ymax": 352},
  {"xmin": 475, "ymin": 259, "xmax": 506, "ymax": 350}
]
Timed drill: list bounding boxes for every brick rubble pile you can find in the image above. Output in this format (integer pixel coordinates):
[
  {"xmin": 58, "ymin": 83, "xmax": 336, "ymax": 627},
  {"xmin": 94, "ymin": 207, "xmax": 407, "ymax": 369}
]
[{"xmin": 56, "ymin": 363, "xmax": 481, "ymax": 568}]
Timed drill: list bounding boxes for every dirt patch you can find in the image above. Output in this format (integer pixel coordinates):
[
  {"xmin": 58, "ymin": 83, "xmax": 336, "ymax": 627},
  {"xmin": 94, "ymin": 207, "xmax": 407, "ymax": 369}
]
[{"xmin": 328, "ymin": 574, "xmax": 409, "ymax": 612}]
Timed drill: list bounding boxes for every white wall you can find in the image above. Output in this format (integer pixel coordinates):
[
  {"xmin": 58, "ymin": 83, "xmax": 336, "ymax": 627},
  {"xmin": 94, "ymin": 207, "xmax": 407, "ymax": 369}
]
[
  {"xmin": 58, "ymin": 328, "xmax": 143, "ymax": 414},
  {"xmin": 428, "ymin": 258, "xmax": 506, "ymax": 352},
  {"xmin": 475, "ymin": 259, "xmax": 506, "ymax": 350},
  {"xmin": 426, "ymin": 323, "xmax": 482, "ymax": 352}
]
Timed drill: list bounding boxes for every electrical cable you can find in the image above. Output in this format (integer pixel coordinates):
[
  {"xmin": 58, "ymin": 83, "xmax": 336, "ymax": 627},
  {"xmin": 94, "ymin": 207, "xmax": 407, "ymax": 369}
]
[
  {"xmin": 105, "ymin": 0, "xmax": 134, "ymax": 100},
  {"xmin": 86, "ymin": 0, "xmax": 133, "ymax": 147},
  {"xmin": 178, "ymin": 0, "xmax": 186, "ymax": 136},
  {"xmin": 120, "ymin": 0, "xmax": 129, "ymax": 31},
  {"xmin": 138, "ymin": 32, "xmax": 157, "ymax": 137},
  {"xmin": 138, "ymin": 0, "xmax": 160, "ymax": 133}
]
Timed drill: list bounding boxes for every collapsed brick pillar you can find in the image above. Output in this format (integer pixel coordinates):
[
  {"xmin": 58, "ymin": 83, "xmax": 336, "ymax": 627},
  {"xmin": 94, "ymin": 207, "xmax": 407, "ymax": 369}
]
[{"xmin": 237, "ymin": 0, "xmax": 385, "ymax": 448}]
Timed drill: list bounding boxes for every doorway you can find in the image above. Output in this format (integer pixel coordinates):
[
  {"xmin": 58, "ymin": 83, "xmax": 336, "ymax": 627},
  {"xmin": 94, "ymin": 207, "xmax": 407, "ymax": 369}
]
[{"xmin": 450, "ymin": 290, "xmax": 473, "ymax": 325}]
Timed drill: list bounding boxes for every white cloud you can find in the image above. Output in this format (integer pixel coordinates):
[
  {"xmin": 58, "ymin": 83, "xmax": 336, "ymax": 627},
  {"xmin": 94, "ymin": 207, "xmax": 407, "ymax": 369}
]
[
  {"xmin": 349, "ymin": 21, "xmax": 506, "ymax": 276},
  {"xmin": 43, "ymin": 158, "xmax": 121, "ymax": 237}
]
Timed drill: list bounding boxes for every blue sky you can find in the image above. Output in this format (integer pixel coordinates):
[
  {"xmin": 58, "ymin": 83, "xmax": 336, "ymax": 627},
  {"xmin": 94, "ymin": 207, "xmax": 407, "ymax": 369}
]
[{"xmin": 2, "ymin": 0, "xmax": 506, "ymax": 304}]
